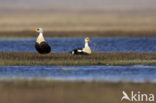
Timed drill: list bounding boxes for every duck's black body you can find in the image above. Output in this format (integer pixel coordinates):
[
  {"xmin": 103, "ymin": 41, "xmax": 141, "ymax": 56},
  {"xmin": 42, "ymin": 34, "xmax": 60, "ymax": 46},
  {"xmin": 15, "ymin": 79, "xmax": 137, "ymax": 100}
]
[
  {"xmin": 35, "ymin": 41, "xmax": 51, "ymax": 54},
  {"xmin": 71, "ymin": 48, "xmax": 88, "ymax": 55}
]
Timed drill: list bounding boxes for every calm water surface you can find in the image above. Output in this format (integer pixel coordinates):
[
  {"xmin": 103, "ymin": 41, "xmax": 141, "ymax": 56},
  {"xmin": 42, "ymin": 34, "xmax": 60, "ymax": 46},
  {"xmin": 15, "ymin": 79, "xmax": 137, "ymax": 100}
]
[
  {"xmin": 0, "ymin": 38, "xmax": 156, "ymax": 82},
  {"xmin": 0, "ymin": 37, "xmax": 156, "ymax": 52},
  {"xmin": 0, "ymin": 65, "xmax": 156, "ymax": 82}
]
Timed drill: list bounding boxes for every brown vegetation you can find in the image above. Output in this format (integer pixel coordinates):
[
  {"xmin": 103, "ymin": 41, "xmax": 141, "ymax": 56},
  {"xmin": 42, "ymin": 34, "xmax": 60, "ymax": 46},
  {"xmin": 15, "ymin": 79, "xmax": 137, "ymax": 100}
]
[
  {"xmin": 1, "ymin": 52, "xmax": 156, "ymax": 65},
  {"xmin": 0, "ymin": 30, "xmax": 156, "ymax": 38},
  {"xmin": 0, "ymin": 80, "xmax": 155, "ymax": 103}
]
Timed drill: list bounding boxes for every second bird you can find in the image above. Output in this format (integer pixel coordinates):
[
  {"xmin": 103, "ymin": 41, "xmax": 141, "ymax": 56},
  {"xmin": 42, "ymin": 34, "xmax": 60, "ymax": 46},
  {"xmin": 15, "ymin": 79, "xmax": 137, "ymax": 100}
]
[{"xmin": 71, "ymin": 37, "xmax": 91, "ymax": 55}]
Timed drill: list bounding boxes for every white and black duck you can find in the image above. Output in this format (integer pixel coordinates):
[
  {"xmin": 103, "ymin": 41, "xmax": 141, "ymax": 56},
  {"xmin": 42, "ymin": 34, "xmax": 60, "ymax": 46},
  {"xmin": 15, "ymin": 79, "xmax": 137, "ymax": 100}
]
[
  {"xmin": 71, "ymin": 37, "xmax": 91, "ymax": 55},
  {"xmin": 34, "ymin": 28, "xmax": 51, "ymax": 54}
]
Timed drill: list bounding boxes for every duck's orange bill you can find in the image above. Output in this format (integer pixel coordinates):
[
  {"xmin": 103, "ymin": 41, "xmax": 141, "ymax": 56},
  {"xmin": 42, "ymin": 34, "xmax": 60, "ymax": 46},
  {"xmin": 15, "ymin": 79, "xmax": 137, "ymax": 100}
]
[
  {"xmin": 88, "ymin": 38, "xmax": 91, "ymax": 42},
  {"xmin": 34, "ymin": 28, "xmax": 38, "ymax": 32}
]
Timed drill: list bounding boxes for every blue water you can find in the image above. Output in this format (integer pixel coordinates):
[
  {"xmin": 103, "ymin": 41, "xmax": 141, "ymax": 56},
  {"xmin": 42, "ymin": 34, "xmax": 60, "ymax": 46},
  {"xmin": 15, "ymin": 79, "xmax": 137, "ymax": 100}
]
[
  {"xmin": 0, "ymin": 65, "xmax": 156, "ymax": 82},
  {"xmin": 0, "ymin": 37, "xmax": 156, "ymax": 52},
  {"xmin": 0, "ymin": 38, "xmax": 156, "ymax": 82}
]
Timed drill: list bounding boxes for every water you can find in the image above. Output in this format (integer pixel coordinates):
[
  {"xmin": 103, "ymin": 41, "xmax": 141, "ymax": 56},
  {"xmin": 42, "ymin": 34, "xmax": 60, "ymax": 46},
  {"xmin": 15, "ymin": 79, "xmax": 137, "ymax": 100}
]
[
  {"xmin": 0, "ymin": 65, "xmax": 156, "ymax": 82},
  {"xmin": 0, "ymin": 37, "xmax": 156, "ymax": 53},
  {"xmin": 0, "ymin": 38, "xmax": 156, "ymax": 82}
]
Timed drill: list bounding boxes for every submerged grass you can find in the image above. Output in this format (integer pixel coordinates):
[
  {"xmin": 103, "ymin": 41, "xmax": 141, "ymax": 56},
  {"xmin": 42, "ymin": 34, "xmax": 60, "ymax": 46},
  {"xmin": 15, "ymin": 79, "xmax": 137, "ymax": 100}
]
[
  {"xmin": 0, "ymin": 80, "xmax": 155, "ymax": 103},
  {"xmin": 1, "ymin": 52, "xmax": 156, "ymax": 66}
]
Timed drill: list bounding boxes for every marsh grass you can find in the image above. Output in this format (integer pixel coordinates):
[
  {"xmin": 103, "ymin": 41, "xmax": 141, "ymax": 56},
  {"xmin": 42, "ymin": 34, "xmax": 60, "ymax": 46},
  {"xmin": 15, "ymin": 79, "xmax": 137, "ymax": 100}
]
[
  {"xmin": 1, "ymin": 52, "xmax": 156, "ymax": 66},
  {"xmin": 0, "ymin": 80, "xmax": 155, "ymax": 103},
  {"xmin": 0, "ymin": 31, "xmax": 156, "ymax": 38}
]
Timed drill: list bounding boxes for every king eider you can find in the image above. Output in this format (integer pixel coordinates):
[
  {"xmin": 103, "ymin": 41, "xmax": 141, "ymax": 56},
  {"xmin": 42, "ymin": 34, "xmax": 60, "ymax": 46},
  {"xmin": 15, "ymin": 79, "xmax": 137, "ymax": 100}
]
[
  {"xmin": 71, "ymin": 37, "xmax": 91, "ymax": 55},
  {"xmin": 34, "ymin": 28, "xmax": 51, "ymax": 54}
]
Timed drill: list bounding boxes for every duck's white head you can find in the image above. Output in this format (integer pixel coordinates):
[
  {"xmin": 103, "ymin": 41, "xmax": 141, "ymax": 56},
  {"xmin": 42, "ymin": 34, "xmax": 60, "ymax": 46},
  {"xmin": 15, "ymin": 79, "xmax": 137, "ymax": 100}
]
[
  {"xmin": 83, "ymin": 37, "xmax": 91, "ymax": 54},
  {"xmin": 34, "ymin": 28, "xmax": 45, "ymax": 43},
  {"xmin": 34, "ymin": 28, "xmax": 43, "ymax": 33},
  {"xmin": 85, "ymin": 37, "xmax": 91, "ymax": 43}
]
